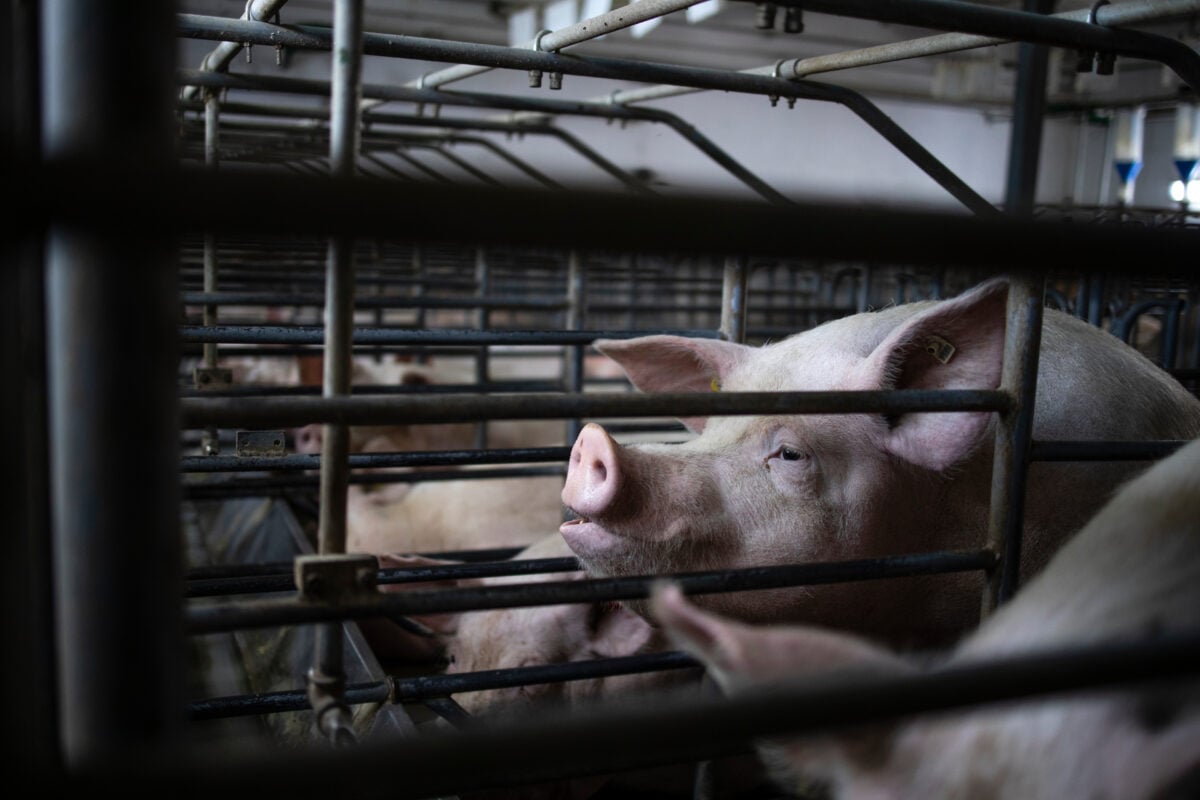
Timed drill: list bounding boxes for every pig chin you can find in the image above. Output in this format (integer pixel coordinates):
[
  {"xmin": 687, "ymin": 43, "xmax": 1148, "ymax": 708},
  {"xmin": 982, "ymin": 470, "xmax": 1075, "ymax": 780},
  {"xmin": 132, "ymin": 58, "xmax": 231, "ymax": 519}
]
[{"xmin": 560, "ymin": 517, "xmax": 694, "ymax": 579}]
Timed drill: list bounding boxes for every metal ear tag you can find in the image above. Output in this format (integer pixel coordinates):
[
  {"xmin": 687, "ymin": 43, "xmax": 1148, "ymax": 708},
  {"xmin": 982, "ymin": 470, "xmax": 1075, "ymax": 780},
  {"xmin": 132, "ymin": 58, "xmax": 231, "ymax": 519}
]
[{"xmin": 925, "ymin": 335, "xmax": 956, "ymax": 364}]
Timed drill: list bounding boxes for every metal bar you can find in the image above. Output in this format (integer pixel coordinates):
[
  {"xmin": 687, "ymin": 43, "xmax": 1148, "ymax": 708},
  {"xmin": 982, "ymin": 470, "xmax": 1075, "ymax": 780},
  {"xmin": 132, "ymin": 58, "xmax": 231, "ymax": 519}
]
[
  {"xmin": 180, "ymin": 292, "xmax": 566, "ymax": 310},
  {"xmin": 310, "ymin": 0, "xmax": 363, "ymax": 748},
  {"xmin": 181, "ymin": 465, "xmax": 567, "ymax": 501},
  {"xmin": 474, "ymin": 246, "xmax": 490, "ymax": 450},
  {"xmin": 180, "ymin": 0, "xmax": 289, "ymax": 101},
  {"xmin": 1030, "ymin": 439, "xmax": 1188, "ymax": 461},
  {"xmin": 42, "ymin": 0, "xmax": 183, "ymax": 764},
  {"xmin": 423, "ymin": 144, "xmax": 503, "ymax": 187},
  {"xmin": 114, "ymin": 633, "xmax": 1200, "ymax": 798},
  {"xmin": 755, "ymin": 0, "xmax": 1200, "ymax": 91},
  {"xmin": 186, "ymin": 547, "xmax": 527, "ymax": 581},
  {"xmin": 411, "ymin": 0, "xmax": 706, "ymax": 90},
  {"xmin": 178, "ymin": 381, "xmax": 566, "ymax": 399},
  {"xmin": 27, "ymin": 163, "xmax": 1200, "ymax": 270},
  {"xmin": 179, "ymin": 326, "xmax": 719, "ymax": 345},
  {"xmin": 180, "ymin": 389, "xmax": 1012, "ymax": 430},
  {"xmin": 172, "ymin": 29, "xmax": 993, "ymax": 212},
  {"xmin": 206, "ymin": 444, "xmax": 547, "ymax": 481},
  {"xmin": 187, "ymin": 556, "xmax": 584, "ymax": 599},
  {"xmin": 982, "ymin": 277, "xmax": 1044, "ymax": 613},
  {"xmin": 565, "ymin": 250, "xmax": 586, "ymax": 447},
  {"xmin": 186, "ymin": 549, "xmax": 997, "ymax": 634},
  {"xmin": 189, "ymin": 681, "xmax": 392, "ymax": 721},
  {"xmin": 720, "ymin": 257, "xmax": 749, "ymax": 343}
]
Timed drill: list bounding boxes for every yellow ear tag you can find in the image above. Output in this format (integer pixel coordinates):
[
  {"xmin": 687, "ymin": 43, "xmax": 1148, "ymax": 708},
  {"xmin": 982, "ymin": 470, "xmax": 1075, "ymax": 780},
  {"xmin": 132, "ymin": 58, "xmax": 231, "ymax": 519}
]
[{"xmin": 711, "ymin": 378, "xmax": 721, "ymax": 392}]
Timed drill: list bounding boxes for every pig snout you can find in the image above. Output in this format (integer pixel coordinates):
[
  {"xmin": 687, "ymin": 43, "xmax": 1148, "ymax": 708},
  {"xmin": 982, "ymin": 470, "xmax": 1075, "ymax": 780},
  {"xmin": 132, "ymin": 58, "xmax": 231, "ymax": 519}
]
[
  {"xmin": 293, "ymin": 423, "xmax": 322, "ymax": 454},
  {"xmin": 562, "ymin": 423, "xmax": 622, "ymax": 520}
]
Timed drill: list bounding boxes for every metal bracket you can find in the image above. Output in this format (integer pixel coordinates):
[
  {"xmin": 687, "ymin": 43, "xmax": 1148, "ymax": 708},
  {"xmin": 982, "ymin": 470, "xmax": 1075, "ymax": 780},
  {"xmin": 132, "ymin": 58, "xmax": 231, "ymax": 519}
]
[
  {"xmin": 235, "ymin": 429, "xmax": 287, "ymax": 457},
  {"xmin": 192, "ymin": 367, "xmax": 232, "ymax": 390},
  {"xmin": 294, "ymin": 553, "xmax": 380, "ymax": 604}
]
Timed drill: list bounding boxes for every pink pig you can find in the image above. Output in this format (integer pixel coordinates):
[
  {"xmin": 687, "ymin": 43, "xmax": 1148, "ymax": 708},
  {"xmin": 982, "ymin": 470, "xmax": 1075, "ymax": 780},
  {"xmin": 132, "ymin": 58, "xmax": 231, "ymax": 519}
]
[
  {"xmin": 561, "ymin": 278, "xmax": 1200, "ymax": 647},
  {"xmin": 650, "ymin": 434, "xmax": 1200, "ymax": 800}
]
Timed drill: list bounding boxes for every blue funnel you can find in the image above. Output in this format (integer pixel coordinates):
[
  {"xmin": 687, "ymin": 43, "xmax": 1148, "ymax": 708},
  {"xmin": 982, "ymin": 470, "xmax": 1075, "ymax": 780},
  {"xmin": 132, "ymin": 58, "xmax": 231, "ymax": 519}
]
[
  {"xmin": 1175, "ymin": 159, "xmax": 1198, "ymax": 182},
  {"xmin": 1114, "ymin": 160, "xmax": 1142, "ymax": 185}
]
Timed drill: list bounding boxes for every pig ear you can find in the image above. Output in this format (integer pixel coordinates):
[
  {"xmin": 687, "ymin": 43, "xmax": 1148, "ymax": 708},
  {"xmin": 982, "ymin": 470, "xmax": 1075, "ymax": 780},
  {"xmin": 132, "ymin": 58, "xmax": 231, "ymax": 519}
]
[
  {"xmin": 586, "ymin": 600, "xmax": 656, "ymax": 659},
  {"xmin": 862, "ymin": 277, "xmax": 1009, "ymax": 472},
  {"xmin": 651, "ymin": 583, "xmax": 910, "ymax": 694},
  {"xmin": 594, "ymin": 336, "xmax": 751, "ymax": 434},
  {"xmin": 361, "ymin": 553, "xmax": 476, "ymax": 664}
]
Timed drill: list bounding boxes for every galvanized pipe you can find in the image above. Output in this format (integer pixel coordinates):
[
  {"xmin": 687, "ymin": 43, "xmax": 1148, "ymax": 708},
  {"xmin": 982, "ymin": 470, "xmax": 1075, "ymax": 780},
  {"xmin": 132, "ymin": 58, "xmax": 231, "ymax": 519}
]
[
  {"xmin": 187, "ymin": 549, "xmax": 996, "ymax": 634},
  {"xmin": 310, "ymin": 0, "xmax": 364, "ymax": 750},
  {"xmin": 410, "ymin": 0, "xmax": 706, "ymax": 90},
  {"xmin": 720, "ymin": 257, "xmax": 749, "ymax": 344},
  {"xmin": 179, "ymin": 380, "xmax": 566, "ymax": 399},
  {"xmin": 565, "ymin": 250, "xmax": 586, "ymax": 446},
  {"xmin": 180, "ymin": 326, "xmax": 719, "ymax": 346},
  {"xmin": 180, "ymin": 0, "xmax": 290, "ymax": 101},
  {"xmin": 173, "ymin": 28, "xmax": 994, "ymax": 212},
  {"xmin": 180, "ymin": 389, "xmax": 1012, "ymax": 430},
  {"xmin": 42, "ymin": 0, "xmax": 184, "ymax": 766},
  {"xmin": 180, "ymin": 291, "xmax": 567, "ymax": 310},
  {"xmin": 100, "ymin": 632, "xmax": 1200, "ymax": 798}
]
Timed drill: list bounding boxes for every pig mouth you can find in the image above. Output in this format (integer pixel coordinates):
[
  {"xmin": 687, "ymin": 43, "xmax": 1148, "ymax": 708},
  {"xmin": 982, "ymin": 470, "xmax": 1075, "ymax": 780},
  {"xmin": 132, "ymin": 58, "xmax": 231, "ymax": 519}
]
[{"xmin": 559, "ymin": 514, "xmax": 631, "ymax": 562}]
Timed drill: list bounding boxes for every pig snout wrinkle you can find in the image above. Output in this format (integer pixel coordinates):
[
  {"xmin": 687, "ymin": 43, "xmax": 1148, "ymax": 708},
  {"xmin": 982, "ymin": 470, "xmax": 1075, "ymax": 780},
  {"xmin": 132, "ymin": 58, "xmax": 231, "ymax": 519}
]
[{"xmin": 562, "ymin": 423, "xmax": 620, "ymax": 519}]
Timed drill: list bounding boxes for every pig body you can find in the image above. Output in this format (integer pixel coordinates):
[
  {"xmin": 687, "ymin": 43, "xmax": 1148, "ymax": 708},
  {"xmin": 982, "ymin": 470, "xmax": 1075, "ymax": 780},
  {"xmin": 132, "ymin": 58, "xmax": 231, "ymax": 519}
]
[
  {"xmin": 346, "ymin": 474, "xmax": 565, "ymax": 556},
  {"xmin": 651, "ymin": 435, "xmax": 1200, "ymax": 800},
  {"xmin": 562, "ymin": 278, "xmax": 1200, "ymax": 647}
]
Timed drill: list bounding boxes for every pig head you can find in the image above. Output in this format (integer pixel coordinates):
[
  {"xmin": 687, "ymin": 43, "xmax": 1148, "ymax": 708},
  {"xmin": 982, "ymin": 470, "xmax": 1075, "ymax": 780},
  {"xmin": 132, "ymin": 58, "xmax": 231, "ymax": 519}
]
[
  {"xmin": 562, "ymin": 277, "xmax": 1200, "ymax": 647},
  {"xmin": 650, "ymin": 434, "xmax": 1200, "ymax": 800}
]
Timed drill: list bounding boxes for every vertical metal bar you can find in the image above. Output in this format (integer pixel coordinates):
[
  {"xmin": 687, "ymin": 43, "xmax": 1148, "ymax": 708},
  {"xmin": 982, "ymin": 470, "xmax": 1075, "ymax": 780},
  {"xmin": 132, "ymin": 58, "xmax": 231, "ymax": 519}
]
[
  {"xmin": 474, "ymin": 246, "xmax": 490, "ymax": 449},
  {"xmin": 983, "ymin": 0, "xmax": 1051, "ymax": 614},
  {"xmin": 565, "ymin": 251, "xmax": 586, "ymax": 447},
  {"xmin": 855, "ymin": 266, "xmax": 870, "ymax": 313},
  {"xmin": 42, "ymin": 0, "xmax": 184, "ymax": 766},
  {"xmin": 312, "ymin": 0, "xmax": 363, "ymax": 748},
  {"xmin": 201, "ymin": 90, "xmax": 222, "ymax": 455},
  {"xmin": 3, "ymin": 0, "xmax": 56, "ymax": 774},
  {"xmin": 720, "ymin": 257, "xmax": 748, "ymax": 343}
]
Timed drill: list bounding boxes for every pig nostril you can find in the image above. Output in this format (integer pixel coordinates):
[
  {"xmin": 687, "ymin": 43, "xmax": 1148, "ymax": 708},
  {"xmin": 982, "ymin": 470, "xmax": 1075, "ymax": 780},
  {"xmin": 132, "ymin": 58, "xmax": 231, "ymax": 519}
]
[{"xmin": 592, "ymin": 460, "xmax": 607, "ymax": 482}]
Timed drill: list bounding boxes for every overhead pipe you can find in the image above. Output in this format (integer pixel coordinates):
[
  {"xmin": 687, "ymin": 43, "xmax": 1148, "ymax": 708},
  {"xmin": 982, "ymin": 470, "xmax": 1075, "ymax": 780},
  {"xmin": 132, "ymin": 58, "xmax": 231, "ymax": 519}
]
[{"xmin": 180, "ymin": 0, "xmax": 289, "ymax": 102}]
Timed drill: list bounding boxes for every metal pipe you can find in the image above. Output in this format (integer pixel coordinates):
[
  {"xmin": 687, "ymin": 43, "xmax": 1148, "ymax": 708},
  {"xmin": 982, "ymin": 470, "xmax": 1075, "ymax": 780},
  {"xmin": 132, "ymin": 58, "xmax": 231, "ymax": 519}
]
[
  {"xmin": 188, "ymin": 556, "xmax": 584, "ymax": 599},
  {"xmin": 181, "ymin": 389, "xmax": 1012, "ymax": 430},
  {"xmin": 719, "ymin": 257, "xmax": 750, "ymax": 344},
  {"xmin": 982, "ymin": 277, "xmax": 1044, "ymax": 613},
  {"xmin": 754, "ymin": 0, "xmax": 1200, "ymax": 91},
  {"xmin": 180, "ymin": 291, "xmax": 567, "ymax": 310},
  {"xmin": 179, "ymin": 380, "xmax": 566, "ymax": 399},
  {"xmin": 565, "ymin": 250, "xmax": 586, "ymax": 447},
  {"xmin": 474, "ymin": 246, "xmax": 490, "ymax": 450},
  {"xmin": 411, "ymin": 0, "xmax": 706, "ymax": 90},
  {"xmin": 180, "ymin": 446, "xmax": 571, "ymax": 474},
  {"xmin": 602, "ymin": 0, "xmax": 1200, "ymax": 106},
  {"xmin": 42, "ymin": 0, "xmax": 183, "ymax": 765},
  {"xmin": 310, "ymin": 0, "xmax": 362, "ymax": 749},
  {"xmin": 98, "ymin": 632, "xmax": 1200, "ymax": 798},
  {"xmin": 180, "ymin": 0, "xmax": 289, "ymax": 101},
  {"xmin": 179, "ymin": 326, "xmax": 719, "ymax": 345},
  {"xmin": 172, "ymin": 28, "xmax": 993, "ymax": 211},
  {"xmin": 1030, "ymin": 439, "xmax": 1187, "ymax": 461},
  {"xmin": 186, "ymin": 550, "xmax": 996, "ymax": 634}
]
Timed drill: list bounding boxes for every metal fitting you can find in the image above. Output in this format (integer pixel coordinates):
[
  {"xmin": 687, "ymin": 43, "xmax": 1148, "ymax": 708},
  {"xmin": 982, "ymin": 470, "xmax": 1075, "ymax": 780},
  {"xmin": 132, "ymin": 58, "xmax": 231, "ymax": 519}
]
[
  {"xmin": 549, "ymin": 71, "xmax": 563, "ymax": 90},
  {"xmin": 1096, "ymin": 51, "xmax": 1117, "ymax": 75},
  {"xmin": 754, "ymin": 2, "xmax": 778, "ymax": 29},
  {"xmin": 783, "ymin": 6, "xmax": 804, "ymax": 34},
  {"xmin": 528, "ymin": 69, "xmax": 544, "ymax": 88}
]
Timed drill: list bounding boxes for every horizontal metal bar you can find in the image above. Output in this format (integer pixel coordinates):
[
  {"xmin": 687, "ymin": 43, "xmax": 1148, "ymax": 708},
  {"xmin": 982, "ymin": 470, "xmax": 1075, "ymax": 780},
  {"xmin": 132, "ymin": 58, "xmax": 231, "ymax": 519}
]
[
  {"xmin": 185, "ymin": 547, "xmax": 527, "ymax": 582},
  {"xmin": 189, "ymin": 680, "xmax": 392, "ymax": 721},
  {"xmin": 1029, "ymin": 439, "xmax": 1188, "ymax": 461},
  {"xmin": 180, "ymin": 291, "xmax": 568, "ymax": 310},
  {"xmin": 180, "ymin": 326, "xmax": 718, "ymax": 346},
  {"xmin": 179, "ymin": 381, "xmax": 566, "ymax": 400},
  {"xmin": 392, "ymin": 651, "xmax": 700, "ymax": 703},
  {"xmin": 93, "ymin": 632, "xmax": 1200, "ymax": 798},
  {"xmin": 187, "ymin": 556, "xmax": 582, "ymax": 598},
  {"xmin": 26, "ymin": 164, "xmax": 1200, "ymax": 272},
  {"xmin": 181, "ymin": 465, "xmax": 566, "ymax": 500},
  {"xmin": 185, "ymin": 549, "xmax": 996, "ymax": 634},
  {"xmin": 180, "ymin": 446, "xmax": 571, "ymax": 474},
  {"xmin": 180, "ymin": 389, "xmax": 1012, "ymax": 429}
]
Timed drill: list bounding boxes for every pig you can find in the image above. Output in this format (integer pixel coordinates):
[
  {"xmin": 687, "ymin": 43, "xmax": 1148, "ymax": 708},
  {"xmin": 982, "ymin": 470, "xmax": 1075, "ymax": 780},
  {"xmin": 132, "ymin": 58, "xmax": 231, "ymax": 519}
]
[
  {"xmin": 344, "ymin": 473, "xmax": 565, "ymax": 556},
  {"xmin": 365, "ymin": 533, "xmax": 717, "ymax": 800},
  {"xmin": 650, "ymin": 434, "xmax": 1200, "ymax": 800},
  {"xmin": 560, "ymin": 277, "xmax": 1200, "ymax": 648}
]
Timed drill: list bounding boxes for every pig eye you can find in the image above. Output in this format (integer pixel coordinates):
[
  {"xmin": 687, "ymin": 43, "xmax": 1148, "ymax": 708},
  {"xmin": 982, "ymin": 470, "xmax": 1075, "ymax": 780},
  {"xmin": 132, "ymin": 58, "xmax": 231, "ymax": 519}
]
[{"xmin": 765, "ymin": 444, "xmax": 809, "ymax": 469}]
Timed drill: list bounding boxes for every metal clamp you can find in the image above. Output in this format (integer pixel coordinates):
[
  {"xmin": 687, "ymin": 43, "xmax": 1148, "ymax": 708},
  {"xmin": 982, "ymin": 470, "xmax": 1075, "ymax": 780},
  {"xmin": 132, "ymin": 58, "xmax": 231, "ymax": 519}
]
[
  {"xmin": 294, "ymin": 553, "xmax": 380, "ymax": 604},
  {"xmin": 1077, "ymin": 0, "xmax": 1114, "ymax": 74}
]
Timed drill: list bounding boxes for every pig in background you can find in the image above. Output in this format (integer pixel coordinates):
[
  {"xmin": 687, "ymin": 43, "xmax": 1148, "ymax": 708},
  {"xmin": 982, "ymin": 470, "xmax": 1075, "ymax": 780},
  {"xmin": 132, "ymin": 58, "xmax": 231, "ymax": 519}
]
[
  {"xmin": 561, "ymin": 277, "xmax": 1200, "ymax": 649},
  {"xmin": 365, "ymin": 533, "xmax": 734, "ymax": 800},
  {"xmin": 651, "ymin": 434, "xmax": 1200, "ymax": 800}
]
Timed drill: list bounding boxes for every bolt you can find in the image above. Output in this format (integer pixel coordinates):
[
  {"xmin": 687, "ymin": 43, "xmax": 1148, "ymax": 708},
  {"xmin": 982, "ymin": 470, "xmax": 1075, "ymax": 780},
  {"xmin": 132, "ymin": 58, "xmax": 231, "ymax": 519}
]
[
  {"xmin": 245, "ymin": 43, "xmax": 252, "ymax": 64},
  {"xmin": 304, "ymin": 573, "xmax": 325, "ymax": 598},
  {"xmin": 1076, "ymin": 49, "xmax": 1095, "ymax": 73},
  {"xmin": 528, "ymin": 69, "xmax": 543, "ymax": 89},
  {"xmin": 549, "ymin": 72, "xmax": 563, "ymax": 90},
  {"xmin": 787, "ymin": 97, "xmax": 796, "ymax": 109},
  {"xmin": 784, "ymin": 7, "xmax": 804, "ymax": 33},
  {"xmin": 769, "ymin": 95, "xmax": 779, "ymax": 108},
  {"xmin": 754, "ymin": 3, "xmax": 777, "ymax": 29},
  {"xmin": 356, "ymin": 567, "xmax": 376, "ymax": 590},
  {"xmin": 1096, "ymin": 52, "xmax": 1116, "ymax": 75}
]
